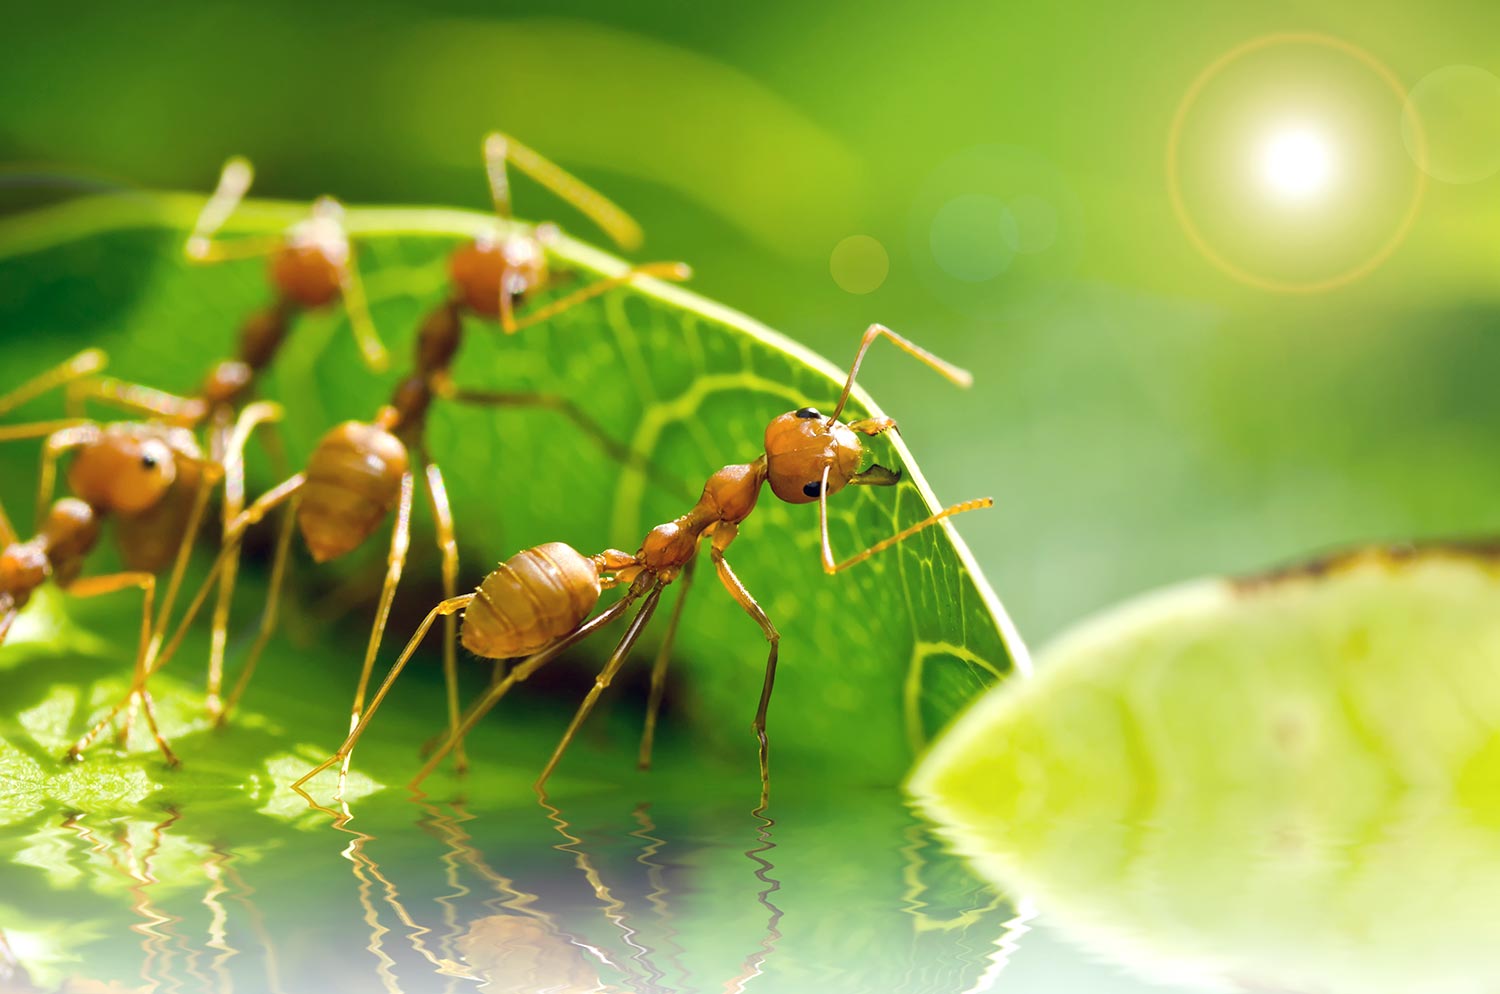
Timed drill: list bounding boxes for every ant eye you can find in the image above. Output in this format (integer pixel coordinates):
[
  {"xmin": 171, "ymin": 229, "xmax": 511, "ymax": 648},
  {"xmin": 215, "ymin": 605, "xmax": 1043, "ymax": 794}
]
[
  {"xmin": 140, "ymin": 453, "xmax": 158, "ymax": 471},
  {"xmin": 803, "ymin": 481, "xmax": 824, "ymax": 498},
  {"xmin": 795, "ymin": 407, "xmax": 821, "ymax": 419}
]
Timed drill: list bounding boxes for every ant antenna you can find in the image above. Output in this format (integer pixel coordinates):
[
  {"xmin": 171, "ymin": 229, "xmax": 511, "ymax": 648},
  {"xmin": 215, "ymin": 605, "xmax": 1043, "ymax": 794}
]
[
  {"xmin": 483, "ymin": 131, "xmax": 644, "ymax": 252},
  {"xmin": 828, "ymin": 323, "xmax": 973, "ymax": 423}
]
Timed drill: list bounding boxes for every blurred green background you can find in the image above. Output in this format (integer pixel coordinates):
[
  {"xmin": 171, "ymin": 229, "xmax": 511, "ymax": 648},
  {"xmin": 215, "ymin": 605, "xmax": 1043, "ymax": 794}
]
[{"xmin": 4, "ymin": 0, "xmax": 1499, "ymax": 646}]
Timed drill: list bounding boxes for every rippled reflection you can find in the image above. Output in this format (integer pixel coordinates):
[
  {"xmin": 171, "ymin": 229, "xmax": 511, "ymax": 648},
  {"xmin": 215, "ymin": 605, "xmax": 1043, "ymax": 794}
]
[{"xmin": 0, "ymin": 785, "xmax": 1015, "ymax": 994}]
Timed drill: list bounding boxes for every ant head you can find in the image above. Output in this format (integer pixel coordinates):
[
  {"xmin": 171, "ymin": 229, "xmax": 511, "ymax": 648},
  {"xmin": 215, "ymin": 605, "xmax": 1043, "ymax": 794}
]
[
  {"xmin": 449, "ymin": 228, "xmax": 551, "ymax": 318},
  {"xmin": 270, "ymin": 197, "xmax": 351, "ymax": 309},
  {"xmin": 67, "ymin": 424, "xmax": 198, "ymax": 515},
  {"xmin": 762, "ymin": 408, "xmax": 867, "ymax": 505}
]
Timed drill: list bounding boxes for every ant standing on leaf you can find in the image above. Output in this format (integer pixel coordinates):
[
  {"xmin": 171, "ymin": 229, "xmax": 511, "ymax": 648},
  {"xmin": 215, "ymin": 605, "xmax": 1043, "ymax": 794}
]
[
  {"xmin": 0, "ymin": 350, "xmax": 276, "ymax": 764},
  {"xmin": 298, "ymin": 324, "xmax": 992, "ymax": 801},
  {"xmin": 66, "ymin": 157, "xmax": 391, "ymax": 725},
  {"xmin": 126, "ymin": 131, "xmax": 689, "ymax": 780}
]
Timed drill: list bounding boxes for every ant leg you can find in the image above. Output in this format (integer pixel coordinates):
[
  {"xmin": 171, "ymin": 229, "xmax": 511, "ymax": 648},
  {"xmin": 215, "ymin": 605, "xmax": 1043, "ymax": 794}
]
[
  {"xmin": 411, "ymin": 591, "xmax": 642, "ymax": 789},
  {"xmin": 147, "ymin": 474, "xmax": 308, "ymax": 683},
  {"xmin": 500, "ymin": 262, "xmax": 691, "ymax": 335},
  {"xmin": 418, "ymin": 454, "xmax": 466, "ymax": 776},
  {"xmin": 816, "ymin": 464, "xmax": 992, "ymax": 575},
  {"xmin": 534, "ymin": 584, "xmax": 664, "ymax": 792},
  {"xmin": 638, "ymin": 555, "xmax": 696, "ymax": 770},
  {"xmin": 219, "ymin": 490, "xmax": 300, "ymax": 725},
  {"xmin": 0, "ymin": 349, "xmax": 106, "ymax": 418},
  {"xmin": 292, "ymin": 593, "xmax": 475, "ymax": 793},
  {"xmin": 29, "ymin": 423, "xmax": 101, "ymax": 530},
  {"xmin": 63, "ymin": 571, "xmax": 178, "ymax": 765},
  {"xmin": 828, "ymin": 323, "xmax": 974, "ymax": 423},
  {"xmin": 201, "ymin": 402, "xmax": 281, "ymax": 718},
  {"xmin": 0, "ymin": 609, "xmax": 15, "ymax": 644},
  {"xmin": 332, "ymin": 226, "xmax": 390, "ymax": 372},
  {"xmin": 483, "ymin": 131, "xmax": 643, "ymax": 251},
  {"xmin": 337, "ymin": 471, "xmax": 416, "ymax": 790},
  {"xmin": 65, "ymin": 375, "xmax": 205, "ymax": 424},
  {"xmin": 0, "ymin": 492, "xmax": 16, "ymax": 547},
  {"xmin": 184, "ymin": 157, "xmax": 279, "ymax": 262},
  {"xmin": 708, "ymin": 525, "xmax": 780, "ymax": 801}
]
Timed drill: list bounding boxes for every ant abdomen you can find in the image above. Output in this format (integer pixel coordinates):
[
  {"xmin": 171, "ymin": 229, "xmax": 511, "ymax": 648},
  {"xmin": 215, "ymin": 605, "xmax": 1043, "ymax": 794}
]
[
  {"xmin": 461, "ymin": 542, "xmax": 602, "ymax": 659},
  {"xmin": 298, "ymin": 421, "xmax": 410, "ymax": 563}
]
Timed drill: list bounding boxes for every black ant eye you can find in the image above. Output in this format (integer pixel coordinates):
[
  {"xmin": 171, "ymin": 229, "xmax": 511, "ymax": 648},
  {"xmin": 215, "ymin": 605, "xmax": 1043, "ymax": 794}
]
[
  {"xmin": 803, "ymin": 481, "xmax": 824, "ymax": 498},
  {"xmin": 140, "ymin": 454, "xmax": 158, "ymax": 471},
  {"xmin": 795, "ymin": 407, "xmax": 821, "ymax": 419}
]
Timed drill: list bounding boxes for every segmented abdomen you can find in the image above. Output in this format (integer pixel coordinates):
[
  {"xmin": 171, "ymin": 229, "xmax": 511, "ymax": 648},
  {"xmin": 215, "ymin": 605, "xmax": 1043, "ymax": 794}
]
[
  {"xmin": 297, "ymin": 421, "xmax": 409, "ymax": 563},
  {"xmin": 461, "ymin": 542, "xmax": 602, "ymax": 659}
]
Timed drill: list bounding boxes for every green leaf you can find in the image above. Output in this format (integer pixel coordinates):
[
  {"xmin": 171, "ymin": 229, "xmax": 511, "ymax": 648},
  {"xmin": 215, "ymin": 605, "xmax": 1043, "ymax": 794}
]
[
  {"xmin": 909, "ymin": 543, "xmax": 1500, "ymax": 994},
  {"xmin": 0, "ymin": 190, "xmax": 1021, "ymax": 797}
]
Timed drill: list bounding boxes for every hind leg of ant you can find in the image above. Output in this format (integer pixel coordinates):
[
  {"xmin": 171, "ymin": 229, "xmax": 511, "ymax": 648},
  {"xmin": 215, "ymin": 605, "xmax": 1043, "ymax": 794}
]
[
  {"xmin": 63, "ymin": 571, "xmax": 179, "ymax": 766},
  {"xmin": 500, "ymin": 262, "xmax": 692, "ymax": 335},
  {"xmin": 708, "ymin": 528, "xmax": 780, "ymax": 800},
  {"xmin": 410, "ymin": 591, "xmax": 643, "ymax": 790},
  {"xmin": 418, "ymin": 453, "xmax": 467, "ymax": 776},
  {"xmin": 535, "ymin": 584, "xmax": 665, "ymax": 793},
  {"xmin": 336, "ymin": 470, "xmax": 416, "ymax": 788},
  {"xmin": 816, "ymin": 464, "xmax": 993, "ymax": 575},
  {"xmin": 0, "ymin": 349, "xmax": 108, "ymax": 418},
  {"xmin": 638, "ymin": 555, "xmax": 697, "ymax": 770},
  {"xmin": 483, "ymin": 130, "xmax": 643, "ymax": 251},
  {"xmin": 219, "ymin": 490, "xmax": 300, "ymax": 727},
  {"xmin": 292, "ymin": 593, "xmax": 475, "ymax": 794}
]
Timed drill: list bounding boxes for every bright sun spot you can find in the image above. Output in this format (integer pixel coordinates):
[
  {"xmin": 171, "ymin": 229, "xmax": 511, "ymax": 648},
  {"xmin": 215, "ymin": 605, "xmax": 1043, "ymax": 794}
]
[{"xmin": 1260, "ymin": 127, "xmax": 1335, "ymax": 202}]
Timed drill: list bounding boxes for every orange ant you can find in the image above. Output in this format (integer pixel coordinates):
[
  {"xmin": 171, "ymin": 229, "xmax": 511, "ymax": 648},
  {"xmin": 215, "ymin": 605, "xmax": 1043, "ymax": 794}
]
[
  {"xmin": 0, "ymin": 351, "xmax": 278, "ymax": 763},
  {"xmin": 298, "ymin": 324, "xmax": 992, "ymax": 798},
  {"xmin": 129, "ymin": 148, "xmax": 690, "ymax": 778},
  {"xmin": 67, "ymin": 158, "xmax": 391, "ymax": 722}
]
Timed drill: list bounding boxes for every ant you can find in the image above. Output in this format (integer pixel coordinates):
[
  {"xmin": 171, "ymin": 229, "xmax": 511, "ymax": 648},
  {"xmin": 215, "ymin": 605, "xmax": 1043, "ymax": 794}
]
[
  {"xmin": 0, "ymin": 350, "xmax": 278, "ymax": 763},
  {"xmin": 130, "ymin": 135, "xmax": 689, "ymax": 778},
  {"xmin": 68, "ymin": 157, "xmax": 391, "ymax": 722},
  {"xmin": 298, "ymin": 324, "xmax": 992, "ymax": 798}
]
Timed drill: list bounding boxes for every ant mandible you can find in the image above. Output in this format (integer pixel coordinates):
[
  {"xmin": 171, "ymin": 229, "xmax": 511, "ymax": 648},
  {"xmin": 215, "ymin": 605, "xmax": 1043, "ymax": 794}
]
[
  {"xmin": 297, "ymin": 324, "xmax": 992, "ymax": 799},
  {"xmin": 68, "ymin": 159, "xmax": 392, "ymax": 721},
  {"xmin": 0, "ymin": 351, "xmax": 278, "ymax": 762}
]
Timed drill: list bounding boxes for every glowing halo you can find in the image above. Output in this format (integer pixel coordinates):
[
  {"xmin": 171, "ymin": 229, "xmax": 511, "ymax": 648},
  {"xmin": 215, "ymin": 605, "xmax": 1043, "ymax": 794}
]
[{"xmin": 1166, "ymin": 32, "xmax": 1428, "ymax": 294}]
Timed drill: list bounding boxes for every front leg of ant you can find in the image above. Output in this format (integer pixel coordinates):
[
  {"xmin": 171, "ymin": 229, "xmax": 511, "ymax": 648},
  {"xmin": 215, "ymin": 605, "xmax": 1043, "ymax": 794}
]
[
  {"xmin": 816, "ymin": 464, "xmax": 993, "ymax": 575},
  {"xmin": 483, "ymin": 130, "xmax": 644, "ymax": 251},
  {"xmin": 292, "ymin": 593, "xmax": 475, "ymax": 796},
  {"xmin": 639, "ymin": 554, "xmax": 696, "ymax": 770},
  {"xmin": 0, "ymin": 348, "xmax": 106, "ymax": 418},
  {"xmin": 339, "ymin": 470, "xmax": 416, "ymax": 790},
  {"xmin": 63, "ymin": 571, "xmax": 179, "ymax": 766},
  {"xmin": 501, "ymin": 262, "xmax": 691, "ymax": 336},
  {"xmin": 24, "ymin": 423, "xmax": 99, "ymax": 530},
  {"xmin": 534, "ymin": 583, "xmax": 664, "ymax": 793},
  {"xmin": 419, "ymin": 453, "xmax": 466, "ymax": 775},
  {"xmin": 709, "ymin": 525, "xmax": 781, "ymax": 801}
]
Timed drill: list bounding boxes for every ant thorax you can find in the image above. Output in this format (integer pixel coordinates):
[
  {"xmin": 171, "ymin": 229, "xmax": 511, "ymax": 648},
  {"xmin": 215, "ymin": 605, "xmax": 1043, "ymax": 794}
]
[{"xmin": 762, "ymin": 408, "xmax": 863, "ymax": 504}]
